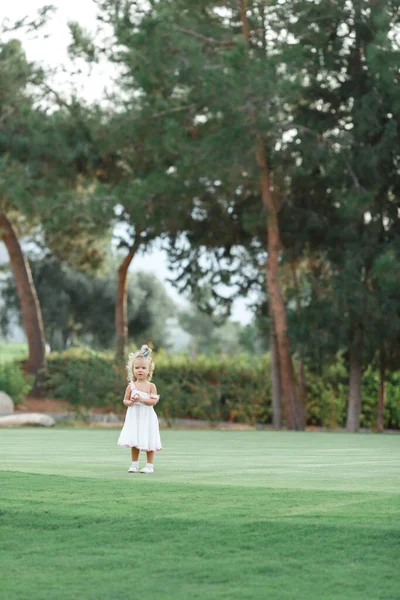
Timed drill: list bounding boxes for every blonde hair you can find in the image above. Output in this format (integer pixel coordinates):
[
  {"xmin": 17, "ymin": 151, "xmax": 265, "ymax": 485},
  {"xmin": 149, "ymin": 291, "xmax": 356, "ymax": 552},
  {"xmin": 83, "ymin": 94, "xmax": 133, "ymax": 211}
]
[{"xmin": 126, "ymin": 345, "xmax": 155, "ymax": 381}]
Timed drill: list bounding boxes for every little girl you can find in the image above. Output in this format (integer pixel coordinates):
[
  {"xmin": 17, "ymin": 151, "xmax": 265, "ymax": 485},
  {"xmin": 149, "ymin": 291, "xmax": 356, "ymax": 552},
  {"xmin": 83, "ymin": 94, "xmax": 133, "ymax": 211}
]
[{"xmin": 117, "ymin": 345, "xmax": 162, "ymax": 473}]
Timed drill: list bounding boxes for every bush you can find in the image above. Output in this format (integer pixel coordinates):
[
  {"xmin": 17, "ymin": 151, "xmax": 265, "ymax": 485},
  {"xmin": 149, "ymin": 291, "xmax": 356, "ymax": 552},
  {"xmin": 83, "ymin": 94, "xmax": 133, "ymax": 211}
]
[
  {"xmin": 45, "ymin": 350, "xmax": 272, "ymax": 423},
  {"xmin": 0, "ymin": 362, "xmax": 33, "ymax": 405},
  {"xmin": 306, "ymin": 360, "xmax": 400, "ymax": 430},
  {"xmin": 44, "ymin": 350, "xmax": 400, "ymax": 429},
  {"xmin": 45, "ymin": 348, "xmax": 125, "ymax": 408},
  {"xmin": 305, "ymin": 358, "xmax": 348, "ymax": 428},
  {"xmin": 386, "ymin": 373, "xmax": 400, "ymax": 430},
  {"xmin": 362, "ymin": 367, "xmax": 400, "ymax": 430},
  {"xmin": 153, "ymin": 352, "xmax": 271, "ymax": 424}
]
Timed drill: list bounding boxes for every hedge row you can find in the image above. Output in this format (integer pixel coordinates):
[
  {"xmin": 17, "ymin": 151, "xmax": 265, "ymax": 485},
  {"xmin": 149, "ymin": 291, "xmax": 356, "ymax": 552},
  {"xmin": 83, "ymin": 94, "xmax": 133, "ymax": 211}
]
[
  {"xmin": 41, "ymin": 348, "xmax": 400, "ymax": 429},
  {"xmin": 43, "ymin": 349, "xmax": 271, "ymax": 424}
]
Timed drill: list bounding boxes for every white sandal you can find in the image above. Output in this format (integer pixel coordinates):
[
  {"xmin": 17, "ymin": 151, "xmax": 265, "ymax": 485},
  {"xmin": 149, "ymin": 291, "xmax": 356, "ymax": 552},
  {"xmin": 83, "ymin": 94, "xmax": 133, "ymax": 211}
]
[{"xmin": 140, "ymin": 465, "xmax": 154, "ymax": 474}]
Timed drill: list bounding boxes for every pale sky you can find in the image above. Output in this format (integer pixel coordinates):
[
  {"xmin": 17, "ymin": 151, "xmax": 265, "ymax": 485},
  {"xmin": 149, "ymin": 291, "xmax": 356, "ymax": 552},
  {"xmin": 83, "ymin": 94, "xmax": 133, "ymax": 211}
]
[{"xmin": 1, "ymin": 0, "xmax": 255, "ymax": 324}]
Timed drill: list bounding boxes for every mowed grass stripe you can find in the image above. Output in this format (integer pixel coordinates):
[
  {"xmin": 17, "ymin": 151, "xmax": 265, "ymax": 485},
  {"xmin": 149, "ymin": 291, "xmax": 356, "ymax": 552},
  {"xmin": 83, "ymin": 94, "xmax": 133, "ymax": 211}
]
[
  {"xmin": 2, "ymin": 472, "xmax": 399, "ymax": 527},
  {"xmin": 1, "ymin": 469, "xmax": 400, "ymax": 600},
  {"xmin": 1, "ymin": 429, "xmax": 399, "ymax": 492},
  {"xmin": 1, "ymin": 430, "xmax": 399, "ymax": 599}
]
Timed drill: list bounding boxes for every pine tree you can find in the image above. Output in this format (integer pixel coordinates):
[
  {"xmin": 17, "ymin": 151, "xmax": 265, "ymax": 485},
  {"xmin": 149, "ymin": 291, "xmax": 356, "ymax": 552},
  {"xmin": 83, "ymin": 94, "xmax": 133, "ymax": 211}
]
[
  {"xmin": 70, "ymin": 0, "xmax": 305, "ymax": 427},
  {"xmin": 274, "ymin": 0, "xmax": 400, "ymax": 430}
]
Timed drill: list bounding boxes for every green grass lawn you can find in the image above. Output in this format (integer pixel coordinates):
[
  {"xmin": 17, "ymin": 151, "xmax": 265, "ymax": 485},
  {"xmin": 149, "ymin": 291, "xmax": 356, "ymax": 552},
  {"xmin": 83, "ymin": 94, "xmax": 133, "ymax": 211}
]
[{"xmin": 1, "ymin": 429, "xmax": 399, "ymax": 600}]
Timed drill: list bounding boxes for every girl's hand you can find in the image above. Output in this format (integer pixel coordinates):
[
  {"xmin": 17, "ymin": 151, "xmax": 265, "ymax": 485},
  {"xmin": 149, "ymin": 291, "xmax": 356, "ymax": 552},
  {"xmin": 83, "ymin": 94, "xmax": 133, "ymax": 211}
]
[
  {"xmin": 132, "ymin": 393, "xmax": 140, "ymax": 402},
  {"xmin": 150, "ymin": 394, "xmax": 160, "ymax": 404}
]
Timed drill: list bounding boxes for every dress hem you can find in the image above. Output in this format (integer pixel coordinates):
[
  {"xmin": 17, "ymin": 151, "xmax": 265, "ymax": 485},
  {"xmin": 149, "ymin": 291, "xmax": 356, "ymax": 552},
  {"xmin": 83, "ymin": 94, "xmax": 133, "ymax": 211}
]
[{"xmin": 118, "ymin": 443, "xmax": 162, "ymax": 452}]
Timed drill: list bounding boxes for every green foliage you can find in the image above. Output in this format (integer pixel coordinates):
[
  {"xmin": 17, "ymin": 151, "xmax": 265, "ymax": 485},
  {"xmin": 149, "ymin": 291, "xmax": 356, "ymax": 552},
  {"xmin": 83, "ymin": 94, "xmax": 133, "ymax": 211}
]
[
  {"xmin": 276, "ymin": 0, "xmax": 400, "ymax": 371},
  {"xmin": 45, "ymin": 349, "xmax": 271, "ymax": 423},
  {"xmin": 386, "ymin": 373, "xmax": 400, "ymax": 430},
  {"xmin": 305, "ymin": 359, "xmax": 349, "ymax": 428},
  {"xmin": 153, "ymin": 352, "xmax": 272, "ymax": 425},
  {"xmin": 69, "ymin": 0, "xmax": 269, "ymax": 317},
  {"xmin": 361, "ymin": 366, "xmax": 400, "ymax": 430},
  {"xmin": 45, "ymin": 348, "xmax": 124, "ymax": 408},
  {"xmin": 178, "ymin": 307, "xmax": 265, "ymax": 355},
  {"xmin": 0, "ymin": 361, "xmax": 33, "ymax": 405},
  {"xmin": 306, "ymin": 358, "xmax": 400, "ymax": 430},
  {"xmin": 44, "ymin": 350, "xmax": 400, "ymax": 428},
  {"xmin": 0, "ymin": 255, "xmax": 175, "ymax": 351},
  {"xmin": 0, "ymin": 30, "xmax": 113, "ymax": 271},
  {"xmin": 3, "ymin": 1, "xmax": 400, "ymax": 418}
]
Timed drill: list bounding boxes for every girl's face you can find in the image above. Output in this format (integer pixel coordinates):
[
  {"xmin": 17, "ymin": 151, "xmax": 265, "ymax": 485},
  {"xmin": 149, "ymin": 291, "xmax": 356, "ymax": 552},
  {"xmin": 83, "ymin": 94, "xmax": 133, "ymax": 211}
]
[{"xmin": 133, "ymin": 358, "xmax": 150, "ymax": 380}]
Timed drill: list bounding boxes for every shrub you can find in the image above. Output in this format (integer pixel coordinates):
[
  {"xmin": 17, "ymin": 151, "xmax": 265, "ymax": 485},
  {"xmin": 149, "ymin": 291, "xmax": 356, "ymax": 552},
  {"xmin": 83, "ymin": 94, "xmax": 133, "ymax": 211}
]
[
  {"xmin": 362, "ymin": 368, "xmax": 400, "ymax": 430},
  {"xmin": 45, "ymin": 350, "xmax": 272, "ymax": 423},
  {"xmin": 44, "ymin": 350, "xmax": 400, "ymax": 429},
  {"xmin": 45, "ymin": 348, "xmax": 125, "ymax": 408},
  {"xmin": 153, "ymin": 352, "xmax": 271, "ymax": 424},
  {"xmin": 0, "ymin": 362, "xmax": 33, "ymax": 405},
  {"xmin": 305, "ymin": 358, "xmax": 348, "ymax": 428},
  {"xmin": 386, "ymin": 372, "xmax": 400, "ymax": 430}
]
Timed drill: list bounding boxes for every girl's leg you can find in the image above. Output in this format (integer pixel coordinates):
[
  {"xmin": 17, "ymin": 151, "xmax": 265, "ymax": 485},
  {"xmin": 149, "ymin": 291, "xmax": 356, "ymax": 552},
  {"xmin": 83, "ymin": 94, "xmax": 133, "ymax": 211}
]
[
  {"xmin": 128, "ymin": 447, "xmax": 140, "ymax": 472},
  {"xmin": 140, "ymin": 451, "xmax": 154, "ymax": 473}
]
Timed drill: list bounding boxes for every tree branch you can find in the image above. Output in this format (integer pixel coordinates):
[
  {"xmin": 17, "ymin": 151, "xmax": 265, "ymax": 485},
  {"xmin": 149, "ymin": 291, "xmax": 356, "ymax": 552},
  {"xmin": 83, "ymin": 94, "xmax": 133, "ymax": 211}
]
[
  {"xmin": 149, "ymin": 104, "xmax": 196, "ymax": 119},
  {"xmin": 173, "ymin": 26, "xmax": 234, "ymax": 47},
  {"xmin": 41, "ymin": 82, "xmax": 71, "ymax": 111},
  {"xmin": 281, "ymin": 122, "xmax": 368, "ymax": 193}
]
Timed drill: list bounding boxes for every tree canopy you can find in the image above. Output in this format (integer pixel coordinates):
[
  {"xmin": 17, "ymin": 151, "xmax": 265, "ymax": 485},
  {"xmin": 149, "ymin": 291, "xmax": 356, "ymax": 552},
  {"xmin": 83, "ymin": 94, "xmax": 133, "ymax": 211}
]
[{"xmin": 1, "ymin": 0, "xmax": 400, "ymax": 430}]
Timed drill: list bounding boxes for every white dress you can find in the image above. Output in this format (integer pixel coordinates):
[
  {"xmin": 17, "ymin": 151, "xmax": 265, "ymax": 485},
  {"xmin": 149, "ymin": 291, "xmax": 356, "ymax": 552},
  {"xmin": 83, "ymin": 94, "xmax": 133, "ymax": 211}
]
[{"xmin": 117, "ymin": 382, "xmax": 162, "ymax": 452}]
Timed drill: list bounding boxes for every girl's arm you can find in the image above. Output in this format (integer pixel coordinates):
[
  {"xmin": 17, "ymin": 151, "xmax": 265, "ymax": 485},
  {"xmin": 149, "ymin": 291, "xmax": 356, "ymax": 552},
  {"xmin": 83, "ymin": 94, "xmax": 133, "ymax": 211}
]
[
  {"xmin": 142, "ymin": 383, "xmax": 159, "ymax": 406},
  {"xmin": 123, "ymin": 384, "xmax": 133, "ymax": 406}
]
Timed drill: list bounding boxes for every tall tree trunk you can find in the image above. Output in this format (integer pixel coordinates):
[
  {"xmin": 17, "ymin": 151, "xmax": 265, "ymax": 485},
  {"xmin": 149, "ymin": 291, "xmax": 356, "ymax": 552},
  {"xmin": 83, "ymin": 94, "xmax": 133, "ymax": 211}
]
[
  {"xmin": 297, "ymin": 358, "xmax": 306, "ymax": 428},
  {"xmin": 346, "ymin": 345, "xmax": 362, "ymax": 432},
  {"xmin": 291, "ymin": 260, "xmax": 307, "ymax": 427},
  {"xmin": 269, "ymin": 313, "xmax": 282, "ymax": 429},
  {"xmin": 377, "ymin": 347, "xmax": 386, "ymax": 433},
  {"xmin": 0, "ymin": 213, "xmax": 46, "ymax": 393},
  {"xmin": 115, "ymin": 242, "xmax": 139, "ymax": 359},
  {"xmin": 260, "ymin": 162, "xmax": 302, "ymax": 429},
  {"xmin": 239, "ymin": 0, "xmax": 303, "ymax": 430}
]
